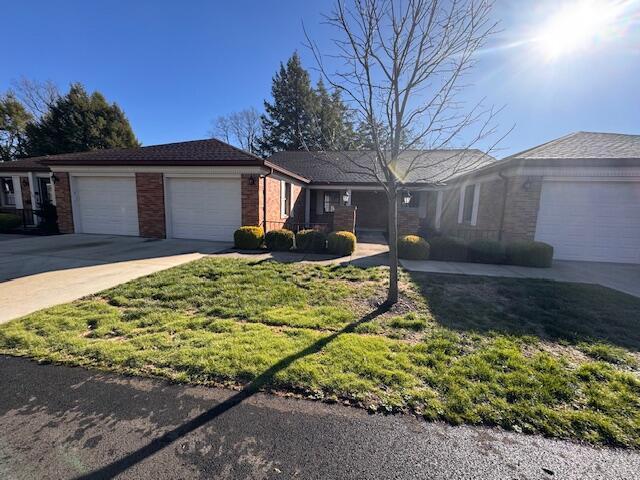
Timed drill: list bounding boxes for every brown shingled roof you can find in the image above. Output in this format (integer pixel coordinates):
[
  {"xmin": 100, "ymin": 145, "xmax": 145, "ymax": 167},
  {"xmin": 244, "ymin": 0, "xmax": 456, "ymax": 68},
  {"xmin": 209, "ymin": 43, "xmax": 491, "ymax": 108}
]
[{"xmin": 0, "ymin": 157, "xmax": 50, "ymax": 173}]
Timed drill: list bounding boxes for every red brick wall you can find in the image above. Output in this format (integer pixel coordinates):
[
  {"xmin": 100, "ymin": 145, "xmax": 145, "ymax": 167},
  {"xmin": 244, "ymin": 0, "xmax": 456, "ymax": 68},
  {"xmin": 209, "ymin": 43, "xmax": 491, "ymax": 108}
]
[
  {"xmin": 398, "ymin": 208, "xmax": 419, "ymax": 235},
  {"xmin": 333, "ymin": 205, "xmax": 357, "ymax": 232},
  {"xmin": 136, "ymin": 173, "xmax": 166, "ymax": 238},
  {"xmin": 54, "ymin": 172, "xmax": 74, "ymax": 234},
  {"xmin": 502, "ymin": 176, "xmax": 543, "ymax": 242},
  {"xmin": 241, "ymin": 174, "xmax": 260, "ymax": 226},
  {"xmin": 20, "ymin": 176, "xmax": 32, "ymax": 209}
]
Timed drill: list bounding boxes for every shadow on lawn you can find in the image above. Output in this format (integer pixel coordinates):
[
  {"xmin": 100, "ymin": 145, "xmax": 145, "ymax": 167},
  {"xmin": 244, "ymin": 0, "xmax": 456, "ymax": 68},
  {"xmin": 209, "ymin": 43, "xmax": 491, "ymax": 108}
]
[
  {"xmin": 72, "ymin": 304, "xmax": 390, "ymax": 480},
  {"xmin": 408, "ymin": 271, "xmax": 640, "ymax": 352}
]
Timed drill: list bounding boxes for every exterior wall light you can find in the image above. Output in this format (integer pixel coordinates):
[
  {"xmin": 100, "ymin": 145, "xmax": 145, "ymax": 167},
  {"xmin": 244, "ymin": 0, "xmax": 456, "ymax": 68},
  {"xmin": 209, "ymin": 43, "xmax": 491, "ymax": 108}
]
[
  {"xmin": 402, "ymin": 191, "xmax": 412, "ymax": 205},
  {"xmin": 342, "ymin": 191, "xmax": 350, "ymax": 205}
]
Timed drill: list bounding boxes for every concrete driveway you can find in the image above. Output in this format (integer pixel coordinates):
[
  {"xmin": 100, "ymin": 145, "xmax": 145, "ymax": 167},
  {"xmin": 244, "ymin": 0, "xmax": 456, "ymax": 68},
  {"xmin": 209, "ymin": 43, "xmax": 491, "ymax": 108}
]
[
  {"xmin": 0, "ymin": 234, "xmax": 231, "ymax": 323},
  {"xmin": 401, "ymin": 258, "xmax": 640, "ymax": 298}
]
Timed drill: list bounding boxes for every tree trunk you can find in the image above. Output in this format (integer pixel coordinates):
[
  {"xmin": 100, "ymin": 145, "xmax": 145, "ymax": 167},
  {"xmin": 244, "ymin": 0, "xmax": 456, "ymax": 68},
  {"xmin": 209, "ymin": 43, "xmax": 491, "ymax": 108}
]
[{"xmin": 386, "ymin": 188, "xmax": 399, "ymax": 305}]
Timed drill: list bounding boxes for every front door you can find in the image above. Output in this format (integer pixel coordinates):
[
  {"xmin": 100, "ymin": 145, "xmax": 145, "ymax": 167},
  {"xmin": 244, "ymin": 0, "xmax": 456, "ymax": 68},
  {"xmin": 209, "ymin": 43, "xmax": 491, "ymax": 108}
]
[{"xmin": 351, "ymin": 191, "xmax": 388, "ymax": 230}]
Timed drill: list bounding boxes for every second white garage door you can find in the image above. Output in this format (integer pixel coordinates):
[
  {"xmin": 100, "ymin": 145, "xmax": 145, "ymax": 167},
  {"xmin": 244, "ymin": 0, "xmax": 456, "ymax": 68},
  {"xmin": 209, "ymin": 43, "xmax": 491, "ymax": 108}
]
[
  {"xmin": 165, "ymin": 177, "xmax": 241, "ymax": 241},
  {"xmin": 535, "ymin": 180, "xmax": 640, "ymax": 264},
  {"xmin": 74, "ymin": 176, "xmax": 139, "ymax": 236}
]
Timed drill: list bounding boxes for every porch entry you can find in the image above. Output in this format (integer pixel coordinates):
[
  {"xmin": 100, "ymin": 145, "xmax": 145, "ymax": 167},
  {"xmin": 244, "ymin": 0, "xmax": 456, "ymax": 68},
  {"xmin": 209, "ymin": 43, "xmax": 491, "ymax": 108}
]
[{"xmin": 351, "ymin": 191, "xmax": 388, "ymax": 231}]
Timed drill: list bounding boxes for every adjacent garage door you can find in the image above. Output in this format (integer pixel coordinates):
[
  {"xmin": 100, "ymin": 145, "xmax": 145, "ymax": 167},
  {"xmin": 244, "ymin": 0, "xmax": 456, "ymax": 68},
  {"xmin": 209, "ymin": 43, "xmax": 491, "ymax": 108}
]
[
  {"xmin": 73, "ymin": 176, "xmax": 139, "ymax": 236},
  {"xmin": 165, "ymin": 177, "xmax": 241, "ymax": 241},
  {"xmin": 535, "ymin": 180, "xmax": 640, "ymax": 264}
]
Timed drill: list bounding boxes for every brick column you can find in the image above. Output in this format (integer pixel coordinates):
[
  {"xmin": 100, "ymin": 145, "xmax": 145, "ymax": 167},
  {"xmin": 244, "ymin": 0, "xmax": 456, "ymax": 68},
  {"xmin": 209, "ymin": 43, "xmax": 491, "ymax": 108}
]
[
  {"xmin": 241, "ymin": 174, "xmax": 260, "ymax": 227},
  {"xmin": 398, "ymin": 208, "xmax": 419, "ymax": 235},
  {"xmin": 136, "ymin": 173, "xmax": 166, "ymax": 238},
  {"xmin": 19, "ymin": 177, "xmax": 32, "ymax": 209},
  {"xmin": 333, "ymin": 205, "xmax": 357, "ymax": 233},
  {"xmin": 502, "ymin": 176, "xmax": 543, "ymax": 242},
  {"xmin": 54, "ymin": 172, "xmax": 74, "ymax": 234}
]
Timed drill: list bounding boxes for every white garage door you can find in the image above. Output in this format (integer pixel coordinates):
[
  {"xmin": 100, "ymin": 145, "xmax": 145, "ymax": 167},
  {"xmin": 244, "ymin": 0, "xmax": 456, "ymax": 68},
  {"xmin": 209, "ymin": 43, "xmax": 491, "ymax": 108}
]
[
  {"xmin": 535, "ymin": 181, "xmax": 640, "ymax": 264},
  {"xmin": 74, "ymin": 176, "xmax": 139, "ymax": 236},
  {"xmin": 165, "ymin": 177, "xmax": 241, "ymax": 241}
]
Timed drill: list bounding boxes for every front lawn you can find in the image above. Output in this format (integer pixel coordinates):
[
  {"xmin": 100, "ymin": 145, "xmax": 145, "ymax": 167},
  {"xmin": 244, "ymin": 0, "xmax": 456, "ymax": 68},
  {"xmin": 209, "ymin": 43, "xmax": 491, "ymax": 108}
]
[{"xmin": 1, "ymin": 258, "xmax": 639, "ymax": 447}]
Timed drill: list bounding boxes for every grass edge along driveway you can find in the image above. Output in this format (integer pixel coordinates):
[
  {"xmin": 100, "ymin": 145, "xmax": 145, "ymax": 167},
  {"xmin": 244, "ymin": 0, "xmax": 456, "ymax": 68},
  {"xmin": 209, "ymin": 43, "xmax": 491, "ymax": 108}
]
[{"xmin": 1, "ymin": 257, "xmax": 639, "ymax": 448}]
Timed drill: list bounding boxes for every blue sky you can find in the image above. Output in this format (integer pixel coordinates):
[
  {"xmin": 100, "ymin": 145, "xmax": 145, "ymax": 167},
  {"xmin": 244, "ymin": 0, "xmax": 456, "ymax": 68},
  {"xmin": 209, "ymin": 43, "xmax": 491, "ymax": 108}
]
[{"xmin": 2, "ymin": 0, "xmax": 639, "ymax": 157}]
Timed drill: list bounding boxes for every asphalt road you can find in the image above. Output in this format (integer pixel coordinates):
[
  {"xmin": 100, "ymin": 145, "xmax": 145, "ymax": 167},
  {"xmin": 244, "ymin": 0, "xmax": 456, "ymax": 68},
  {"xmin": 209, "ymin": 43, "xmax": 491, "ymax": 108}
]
[{"xmin": 0, "ymin": 356, "xmax": 638, "ymax": 479}]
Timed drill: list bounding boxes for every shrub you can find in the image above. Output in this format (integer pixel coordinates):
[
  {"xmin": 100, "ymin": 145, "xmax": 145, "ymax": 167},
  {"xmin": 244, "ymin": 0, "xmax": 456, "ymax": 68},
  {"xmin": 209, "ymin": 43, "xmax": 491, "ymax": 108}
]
[
  {"xmin": 296, "ymin": 229, "xmax": 327, "ymax": 253},
  {"xmin": 506, "ymin": 240, "xmax": 554, "ymax": 268},
  {"xmin": 468, "ymin": 239, "xmax": 506, "ymax": 264},
  {"xmin": 0, "ymin": 213, "xmax": 21, "ymax": 232},
  {"xmin": 234, "ymin": 226, "xmax": 264, "ymax": 249},
  {"xmin": 428, "ymin": 237, "xmax": 468, "ymax": 262},
  {"xmin": 398, "ymin": 235, "xmax": 430, "ymax": 260},
  {"xmin": 265, "ymin": 228, "xmax": 294, "ymax": 251},
  {"xmin": 327, "ymin": 231, "xmax": 357, "ymax": 256}
]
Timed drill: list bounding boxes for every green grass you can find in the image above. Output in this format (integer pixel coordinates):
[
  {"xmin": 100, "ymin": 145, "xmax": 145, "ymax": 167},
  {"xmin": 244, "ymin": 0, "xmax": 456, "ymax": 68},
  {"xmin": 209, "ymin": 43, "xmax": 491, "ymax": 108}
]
[{"xmin": 1, "ymin": 258, "xmax": 639, "ymax": 448}]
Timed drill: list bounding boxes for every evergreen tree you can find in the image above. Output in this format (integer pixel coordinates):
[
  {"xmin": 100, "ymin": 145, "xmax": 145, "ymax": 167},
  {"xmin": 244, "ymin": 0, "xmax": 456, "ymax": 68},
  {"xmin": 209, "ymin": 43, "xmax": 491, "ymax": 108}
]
[
  {"xmin": 25, "ymin": 83, "xmax": 139, "ymax": 156},
  {"xmin": 314, "ymin": 79, "xmax": 356, "ymax": 150},
  {"xmin": 259, "ymin": 53, "xmax": 318, "ymax": 155},
  {"xmin": 259, "ymin": 53, "xmax": 356, "ymax": 154},
  {"xmin": 0, "ymin": 93, "xmax": 32, "ymax": 161}
]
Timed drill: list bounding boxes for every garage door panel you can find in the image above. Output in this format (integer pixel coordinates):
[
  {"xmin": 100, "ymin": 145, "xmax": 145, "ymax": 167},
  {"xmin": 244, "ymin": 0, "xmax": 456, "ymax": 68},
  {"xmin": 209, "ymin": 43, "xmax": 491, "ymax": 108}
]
[
  {"xmin": 74, "ymin": 177, "xmax": 139, "ymax": 236},
  {"xmin": 535, "ymin": 181, "xmax": 640, "ymax": 264},
  {"xmin": 166, "ymin": 177, "xmax": 241, "ymax": 241}
]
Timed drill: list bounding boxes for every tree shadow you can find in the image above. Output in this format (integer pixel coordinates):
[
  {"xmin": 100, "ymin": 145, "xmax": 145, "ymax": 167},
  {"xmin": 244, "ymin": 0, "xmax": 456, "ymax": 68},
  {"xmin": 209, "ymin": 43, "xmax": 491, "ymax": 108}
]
[
  {"xmin": 407, "ymin": 271, "xmax": 640, "ymax": 351},
  {"xmin": 72, "ymin": 304, "xmax": 389, "ymax": 480}
]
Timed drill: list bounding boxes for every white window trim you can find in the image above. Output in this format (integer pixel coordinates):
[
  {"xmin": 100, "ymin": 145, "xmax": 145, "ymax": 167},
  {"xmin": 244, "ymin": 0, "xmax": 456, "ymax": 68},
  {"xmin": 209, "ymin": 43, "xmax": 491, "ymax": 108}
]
[
  {"xmin": 457, "ymin": 187, "xmax": 466, "ymax": 224},
  {"xmin": 280, "ymin": 180, "xmax": 289, "ymax": 218},
  {"xmin": 435, "ymin": 191, "xmax": 443, "ymax": 230},
  {"xmin": 471, "ymin": 183, "xmax": 481, "ymax": 226}
]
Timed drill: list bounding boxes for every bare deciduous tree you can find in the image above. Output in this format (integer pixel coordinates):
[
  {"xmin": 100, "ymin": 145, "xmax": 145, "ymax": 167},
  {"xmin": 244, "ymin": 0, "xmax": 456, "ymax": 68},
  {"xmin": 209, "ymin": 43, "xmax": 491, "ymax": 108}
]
[
  {"xmin": 11, "ymin": 77, "xmax": 60, "ymax": 118},
  {"xmin": 210, "ymin": 107, "xmax": 262, "ymax": 154},
  {"xmin": 306, "ymin": 0, "xmax": 507, "ymax": 304}
]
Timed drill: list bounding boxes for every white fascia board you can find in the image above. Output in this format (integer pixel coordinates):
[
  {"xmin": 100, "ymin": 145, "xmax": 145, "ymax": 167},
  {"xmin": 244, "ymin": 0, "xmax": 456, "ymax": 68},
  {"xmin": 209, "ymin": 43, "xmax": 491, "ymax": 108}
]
[{"xmin": 50, "ymin": 165, "xmax": 268, "ymax": 175}]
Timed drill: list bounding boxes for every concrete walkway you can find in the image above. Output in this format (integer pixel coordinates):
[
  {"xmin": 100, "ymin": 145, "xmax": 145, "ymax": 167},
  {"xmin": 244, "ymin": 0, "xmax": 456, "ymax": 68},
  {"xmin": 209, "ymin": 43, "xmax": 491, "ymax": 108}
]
[
  {"xmin": 0, "ymin": 234, "xmax": 230, "ymax": 323},
  {"xmin": 401, "ymin": 258, "xmax": 640, "ymax": 298},
  {"xmin": 2, "ymin": 355, "xmax": 637, "ymax": 480}
]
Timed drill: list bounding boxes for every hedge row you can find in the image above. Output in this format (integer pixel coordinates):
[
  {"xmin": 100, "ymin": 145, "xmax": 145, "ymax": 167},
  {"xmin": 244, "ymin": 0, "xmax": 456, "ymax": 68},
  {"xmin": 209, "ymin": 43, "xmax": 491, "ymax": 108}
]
[
  {"xmin": 398, "ymin": 234, "xmax": 553, "ymax": 267},
  {"xmin": 233, "ymin": 227, "xmax": 357, "ymax": 256}
]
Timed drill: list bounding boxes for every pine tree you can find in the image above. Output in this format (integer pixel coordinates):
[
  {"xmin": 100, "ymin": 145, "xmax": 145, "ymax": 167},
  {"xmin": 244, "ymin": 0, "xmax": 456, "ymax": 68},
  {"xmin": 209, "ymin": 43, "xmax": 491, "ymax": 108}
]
[
  {"xmin": 25, "ymin": 83, "xmax": 139, "ymax": 157},
  {"xmin": 0, "ymin": 93, "xmax": 32, "ymax": 161},
  {"xmin": 259, "ymin": 53, "xmax": 356, "ymax": 154},
  {"xmin": 259, "ymin": 53, "xmax": 318, "ymax": 155}
]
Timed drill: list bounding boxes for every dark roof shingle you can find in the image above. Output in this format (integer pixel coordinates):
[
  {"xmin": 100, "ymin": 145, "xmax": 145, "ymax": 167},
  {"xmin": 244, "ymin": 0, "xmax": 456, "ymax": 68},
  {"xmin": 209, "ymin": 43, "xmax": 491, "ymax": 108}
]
[
  {"xmin": 268, "ymin": 149, "xmax": 495, "ymax": 185},
  {"xmin": 509, "ymin": 132, "xmax": 640, "ymax": 160},
  {"xmin": 0, "ymin": 157, "xmax": 50, "ymax": 173}
]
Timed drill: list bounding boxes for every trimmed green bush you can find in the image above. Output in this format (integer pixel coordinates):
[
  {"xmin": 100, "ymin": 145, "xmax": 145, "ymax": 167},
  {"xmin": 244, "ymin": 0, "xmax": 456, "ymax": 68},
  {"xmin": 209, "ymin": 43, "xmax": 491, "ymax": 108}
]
[
  {"xmin": 296, "ymin": 229, "xmax": 327, "ymax": 253},
  {"xmin": 234, "ymin": 226, "xmax": 264, "ymax": 249},
  {"xmin": 0, "ymin": 213, "xmax": 20, "ymax": 232},
  {"xmin": 468, "ymin": 239, "xmax": 506, "ymax": 264},
  {"xmin": 327, "ymin": 231, "xmax": 357, "ymax": 256},
  {"xmin": 265, "ymin": 228, "xmax": 294, "ymax": 251},
  {"xmin": 506, "ymin": 241, "xmax": 554, "ymax": 268},
  {"xmin": 428, "ymin": 237, "xmax": 468, "ymax": 262},
  {"xmin": 398, "ymin": 235, "xmax": 430, "ymax": 260}
]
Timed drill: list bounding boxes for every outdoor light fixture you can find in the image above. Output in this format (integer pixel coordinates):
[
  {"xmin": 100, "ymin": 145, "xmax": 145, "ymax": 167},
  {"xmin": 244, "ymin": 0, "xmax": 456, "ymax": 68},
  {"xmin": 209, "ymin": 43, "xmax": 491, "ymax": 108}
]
[
  {"xmin": 522, "ymin": 179, "xmax": 532, "ymax": 191},
  {"xmin": 51, "ymin": 174, "xmax": 59, "ymax": 184},
  {"xmin": 247, "ymin": 175, "xmax": 256, "ymax": 185},
  {"xmin": 342, "ymin": 191, "xmax": 350, "ymax": 205},
  {"xmin": 402, "ymin": 191, "xmax": 412, "ymax": 205}
]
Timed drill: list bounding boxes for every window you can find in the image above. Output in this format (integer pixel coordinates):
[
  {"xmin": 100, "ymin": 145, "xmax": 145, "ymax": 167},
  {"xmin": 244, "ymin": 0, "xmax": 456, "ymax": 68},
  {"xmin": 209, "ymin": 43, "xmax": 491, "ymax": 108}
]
[
  {"xmin": 323, "ymin": 191, "xmax": 341, "ymax": 213},
  {"xmin": 458, "ymin": 183, "xmax": 479, "ymax": 225},
  {"xmin": 1, "ymin": 178, "xmax": 15, "ymax": 207},
  {"xmin": 281, "ymin": 181, "xmax": 292, "ymax": 217}
]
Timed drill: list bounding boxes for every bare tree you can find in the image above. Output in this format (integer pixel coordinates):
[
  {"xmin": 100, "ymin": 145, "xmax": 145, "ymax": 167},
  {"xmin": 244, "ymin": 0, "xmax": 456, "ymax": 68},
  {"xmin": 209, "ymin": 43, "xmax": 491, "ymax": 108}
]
[
  {"xmin": 210, "ymin": 107, "xmax": 262, "ymax": 154},
  {"xmin": 306, "ymin": 0, "xmax": 506, "ymax": 304},
  {"xmin": 11, "ymin": 77, "xmax": 60, "ymax": 118}
]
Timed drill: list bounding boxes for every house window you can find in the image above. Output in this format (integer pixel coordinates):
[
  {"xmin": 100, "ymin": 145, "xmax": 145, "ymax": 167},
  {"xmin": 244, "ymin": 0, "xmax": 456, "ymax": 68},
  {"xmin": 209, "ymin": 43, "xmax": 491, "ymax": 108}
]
[
  {"xmin": 323, "ymin": 191, "xmax": 341, "ymax": 213},
  {"xmin": 1, "ymin": 178, "xmax": 15, "ymax": 207},
  {"xmin": 281, "ymin": 181, "xmax": 292, "ymax": 217},
  {"xmin": 462, "ymin": 184, "xmax": 475, "ymax": 223}
]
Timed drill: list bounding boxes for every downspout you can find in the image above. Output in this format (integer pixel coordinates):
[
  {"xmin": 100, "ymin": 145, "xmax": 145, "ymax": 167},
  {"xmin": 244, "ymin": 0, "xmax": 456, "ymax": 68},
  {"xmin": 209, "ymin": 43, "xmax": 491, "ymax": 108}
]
[
  {"xmin": 262, "ymin": 167, "xmax": 273, "ymax": 232},
  {"xmin": 498, "ymin": 171, "xmax": 508, "ymax": 242}
]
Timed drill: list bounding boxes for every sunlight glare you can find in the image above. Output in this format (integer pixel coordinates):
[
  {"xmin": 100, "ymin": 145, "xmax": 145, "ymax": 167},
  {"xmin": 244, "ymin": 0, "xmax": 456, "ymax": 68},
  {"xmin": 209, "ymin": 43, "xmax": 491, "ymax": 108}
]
[{"xmin": 536, "ymin": 1, "xmax": 626, "ymax": 59}]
